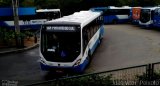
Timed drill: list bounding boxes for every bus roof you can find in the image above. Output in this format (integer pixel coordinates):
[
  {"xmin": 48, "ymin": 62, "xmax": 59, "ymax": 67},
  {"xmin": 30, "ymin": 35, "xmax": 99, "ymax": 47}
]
[
  {"xmin": 108, "ymin": 6, "xmax": 131, "ymax": 9},
  {"xmin": 44, "ymin": 10, "xmax": 102, "ymax": 28},
  {"xmin": 36, "ymin": 9, "xmax": 60, "ymax": 12},
  {"xmin": 141, "ymin": 7, "xmax": 160, "ymax": 10},
  {"xmin": 132, "ymin": 7, "xmax": 141, "ymax": 9},
  {"xmin": 90, "ymin": 7, "xmax": 108, "ymax": 13},
  {"xmin": 90, "ymin": 7, "xmax": 108, "ymax": 10}
]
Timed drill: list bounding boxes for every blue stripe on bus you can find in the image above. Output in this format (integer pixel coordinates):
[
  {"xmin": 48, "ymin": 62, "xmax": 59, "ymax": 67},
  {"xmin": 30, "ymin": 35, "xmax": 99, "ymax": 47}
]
[
  {"xmin": 0, "ymin": 23, "xmax": 42, "ymax": 30},
  {"xmin": 90, "ymin": 38, "xmax": 100, "ymax": 55},
  {"xmin": 153, "ymin": 24, "xmax": 160, "ymax": 28},
  {"xmin": 132, "ymin": 20, "xmax": 139, "ymax": 25},
  {"xmin": 75, "ymin": 26, "xmax": 104, "ymax": 72},
  {"xmin": 118, "ymin": 19, "xmax": 129, "ymax": 23},
  {"xmin": 153, "ymin": 17, "xmax": 160, "ymax": 28},
  {"xmin": 100, "ymin": 26, "xmax": 104, "ymax": 37},
  {"xmin": 73, "ymin": 58, "xmax": 89, "ymax": 73},
  {"xmin": 104, "ymin": 15, "xmax": 117, "ymax": 23},
  {"xmin": 0, "ymin": 21, "xmax": 8, "ymax": 26},
  {"xmin": 104, "ymin": 15, "xmax": 129, "ymax": 24},
  {"xmin": 40, "ymin": 63, "xmax": 73, "ymax": 71}
]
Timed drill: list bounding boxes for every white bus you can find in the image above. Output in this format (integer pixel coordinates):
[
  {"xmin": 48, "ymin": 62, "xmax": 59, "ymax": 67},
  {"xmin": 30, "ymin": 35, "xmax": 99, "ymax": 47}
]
[
  {"xmin": 104, "ymin": 6, "xmax": 131, "ymax": 24},
  {"xmin": 39, "ymin": 10, "xmax": 104, "ymax": 73},
  {"xmin": 139, "ymin": 7, "xmax": 160, "ymax": 27},
  {"xmin": 0, "ymin": 8, "xmax": 61, "ymax": 30},
  {"xmin": 36, "ymin": 9, "xmax": 61, "ymax": 21}
]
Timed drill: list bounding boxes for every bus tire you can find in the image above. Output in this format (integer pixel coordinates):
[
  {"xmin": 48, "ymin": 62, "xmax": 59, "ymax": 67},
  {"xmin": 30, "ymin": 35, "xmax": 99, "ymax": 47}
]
[{"xmin": 112, "ymin": 20, "xmax": 117, "ymax": 24}]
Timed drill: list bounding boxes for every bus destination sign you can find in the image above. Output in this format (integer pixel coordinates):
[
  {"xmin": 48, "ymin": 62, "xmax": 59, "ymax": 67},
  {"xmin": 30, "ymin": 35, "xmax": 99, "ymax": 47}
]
[{"xmin": 46, "ymin": 26, "xmax": 77, "ymax": 32}]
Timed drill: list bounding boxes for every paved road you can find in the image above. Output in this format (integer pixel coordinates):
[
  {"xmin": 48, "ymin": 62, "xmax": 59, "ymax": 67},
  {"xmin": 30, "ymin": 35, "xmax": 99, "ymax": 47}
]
[
  {"xmin": 86, "ymin": 24, "xmax": 160, "ymax": 73},
  {"xmin": 0, "ymin": 48, "xmax": 65, "ymax": 85},
  {"xmin": 1, "ymin": 24, "xmax": 160, "ymax": 85},
  {"xmin": 0, "ymin": 48, "xmax": 46, "ymax": 85}
]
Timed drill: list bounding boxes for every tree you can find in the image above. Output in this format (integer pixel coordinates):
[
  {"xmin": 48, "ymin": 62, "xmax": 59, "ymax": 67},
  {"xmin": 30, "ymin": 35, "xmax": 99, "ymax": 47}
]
[
  {"xmin": 0, "ymin": 0, "xmax": 12, "ymax": 7},
  {"xmin": 19, "ymin": 0, "xmax": 35, "ymax": 7},
  {"xmin": 34, "ymin": 0, "xmax": 59, "ymax": 9},
  {"xmin": 57, "ymin": 0, "xmax": 83, "ymax": 15}
]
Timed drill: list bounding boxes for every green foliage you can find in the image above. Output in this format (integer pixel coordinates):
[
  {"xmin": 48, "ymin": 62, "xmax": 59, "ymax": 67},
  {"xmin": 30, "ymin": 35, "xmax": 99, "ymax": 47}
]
[
  {"xmin": 1, "ymin": 0, "xmax": 160, "ymax": 8},
  {"xmin": 0, "ymin": 27, "xmax": 32, "ymax": 47},
  {"xmin": 4, "ymin": 30, "xmax": 15, "ymax": 41},
  {"xmin": 136, "ymin": 71, "xmax": 160, "ymax": 86},
  {"xmin": 137, "ymin": 71, "xmax": 160, "ymax": 81},
  {"xmin": 20, "ymin": 0, "xmax": 35, "ymax": 7},
  {"xmin": 34, "ymin": 0, "xmax": 59, "ymax": 9},
  {"xmin": 24, "ymin": 31, "xmax": 33, "ymax": 40},
  {"xmin": 0, "ymin": 28, "xmax": 15, "ymax": 46},
  {"xmin": 50, "ymin": 74, "xmax": 113, "ymax": 86},
  {"xmin": 0, "ymin": 28, "xmax": 15, "ymax": 41},
  {"xmin": 0, "ymin": 28, "xmax": 6, "ymax": 43},
  {"xmin": 0, "ymin": 0, "xmax": 11, "ymax": 7}
]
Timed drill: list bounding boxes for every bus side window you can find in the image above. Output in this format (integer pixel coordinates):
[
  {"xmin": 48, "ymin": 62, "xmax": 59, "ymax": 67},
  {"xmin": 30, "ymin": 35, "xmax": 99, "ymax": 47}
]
[
  {"xmin": 90, "ymin": 25, "xmax": 94, "ymax": 37},
  {"xmin": 84, "ymin": 31, "xmax": 88, "ymax": 41},
  {"xmin": 83, "ymin": 28, "xmax": 88, "ymax": 52},
  {"xmin": 154, "ymin": 9, "xmax": 158, "ymax": 16},
  {"xmin": 87, "ymin": 29, "xmax": 90, "ymax": 41},
  {"xmin": 151, "ymin": 10, "xmax": 154, "ymax": 19},
  {"xmin": 93, "ymin": 20, "xmax": 96, "ymax": 33},
  {"xmin": 96, "ymin": 16, "xmax": 102, "ymax": 30},
  {"xmin": 158, "ymin": 9, "xmax": 160, "ymax": 16},
  {"xmin": 95, "ymin": 19, "xmax": 98, "ymax": 31}
]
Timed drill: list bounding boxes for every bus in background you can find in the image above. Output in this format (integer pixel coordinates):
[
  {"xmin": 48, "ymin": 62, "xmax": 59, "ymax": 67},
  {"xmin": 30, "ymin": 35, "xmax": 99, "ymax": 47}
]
[
  {"xmin": 90, "ymin": 7, "xmax": 108, "ymax": 12},
  {"xmin": 131, "ymin": 7, "xmax": 141, "ymax": 24},
  {"xmin": 139, "ymin": 7, "xmax": 160, "ymax": 28},
  {"xmin": 0, "ymin": 8, "xmax": 61, "ymax": 30},
  {"xmin": 39, "ymin": 10, "xmax": 104, "ymax": 73},
  {"xmin": 90, "ymin": 7, "xmax": 108, "ymax": 23},
  {"xmin": 104, "ymin": 6, "xmax": 131, "ymax": 24},
  {"xmin": 153, "ymin": 8, "xmax": 160, "ymax": 28},
  {"xmin": 36, "ymin": 9, "xmax": 61, "ymax": 20}
]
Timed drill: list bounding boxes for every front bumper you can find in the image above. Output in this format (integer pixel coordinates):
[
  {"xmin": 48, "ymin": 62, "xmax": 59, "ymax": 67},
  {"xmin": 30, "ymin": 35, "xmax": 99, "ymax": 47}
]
[{"xmin": 40, "ymin": 58, "xmax": 88, "ymax": 73}]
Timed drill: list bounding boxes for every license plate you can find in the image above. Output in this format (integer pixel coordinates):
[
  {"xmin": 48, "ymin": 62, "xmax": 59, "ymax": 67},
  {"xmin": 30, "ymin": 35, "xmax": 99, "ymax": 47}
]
[{"xmin": 56, "ymin": 70, "xmax": 64, "ymax": 73}]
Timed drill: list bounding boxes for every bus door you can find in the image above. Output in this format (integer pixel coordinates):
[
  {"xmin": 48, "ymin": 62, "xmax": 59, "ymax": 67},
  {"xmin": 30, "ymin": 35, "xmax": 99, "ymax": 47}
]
[{"xmin": 153, "ymin": 8, "xmax": 160, "ymax": 27}]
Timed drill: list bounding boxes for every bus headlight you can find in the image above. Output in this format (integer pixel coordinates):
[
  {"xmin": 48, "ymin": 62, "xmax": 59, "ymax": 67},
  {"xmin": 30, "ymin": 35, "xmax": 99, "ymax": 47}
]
[
  {"xmin": 40, "ymin": 59, "xmax": 46, "ymax": 64},
  {"xmin": 73, "ymin": 59, "xmax": 81, "ymax": 67}
]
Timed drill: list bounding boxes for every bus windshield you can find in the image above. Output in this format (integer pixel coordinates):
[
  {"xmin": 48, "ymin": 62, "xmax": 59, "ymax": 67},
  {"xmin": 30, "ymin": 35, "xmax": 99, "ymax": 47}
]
[
  {"xmin": 41, "ymin": 26, "xmax": 81, "ymax": 62},
  {"xmin": 140, "ymin": 9, "xmax": 150, "ymax": 23},
  {"xmin": 154, "ymin": 8, "xmax": 160, "ymax": 16}
]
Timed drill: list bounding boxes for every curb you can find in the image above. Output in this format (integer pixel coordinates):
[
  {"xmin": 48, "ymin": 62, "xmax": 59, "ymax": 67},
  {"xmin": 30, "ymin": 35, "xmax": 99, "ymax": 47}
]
[{"xmin": 0, "ymin": 43, "xmax": 39, "ymax": 56}]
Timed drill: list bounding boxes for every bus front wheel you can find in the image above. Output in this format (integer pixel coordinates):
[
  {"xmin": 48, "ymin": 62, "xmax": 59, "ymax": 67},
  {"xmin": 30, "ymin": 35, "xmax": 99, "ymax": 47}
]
[{"xmin": 112, "ymin": 20, "xmax": 117, "ymax": 24}]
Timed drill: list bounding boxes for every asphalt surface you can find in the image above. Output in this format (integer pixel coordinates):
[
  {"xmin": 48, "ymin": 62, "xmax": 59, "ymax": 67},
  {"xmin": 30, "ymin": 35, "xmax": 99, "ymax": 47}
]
[
  {"xmin": 0, "ymin": 48, "xmax": 64, "ymax": 85},
  {"xmin": 0, "ymin": 48, "xmax": 45, "ymax": 85},
  {"xmin": 1, "ymin": 24, "xmax": 160, "ymax": 85},
  {"xmin": 86, "ymin": 24, "xmax": 160, "ymax": 73}
]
